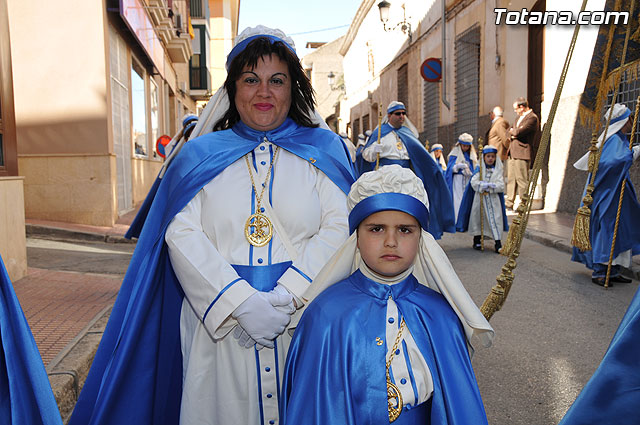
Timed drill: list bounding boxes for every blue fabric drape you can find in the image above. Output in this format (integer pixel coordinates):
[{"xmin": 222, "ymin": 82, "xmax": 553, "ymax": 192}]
[{"xmin": 0, "ymin": 255, "xmax": 63, "ymax": 425}]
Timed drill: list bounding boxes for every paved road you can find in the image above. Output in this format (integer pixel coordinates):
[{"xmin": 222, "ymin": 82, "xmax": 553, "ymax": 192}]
[
  {"xmin": 27, "ymin": 237, "xmax": 134, "ymax": 275},
  {"xmin": 439, "ymin": 233, "xmax": 639, "ymax": 425},
  {"xmin": 25, "ymin": 233, "xmax": 639, "ymax": 425}
]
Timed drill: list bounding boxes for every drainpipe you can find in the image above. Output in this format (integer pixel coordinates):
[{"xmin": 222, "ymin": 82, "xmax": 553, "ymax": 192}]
[{"xmin": 442, "ymin": 0, "xmax": 450, "ymax": 109}]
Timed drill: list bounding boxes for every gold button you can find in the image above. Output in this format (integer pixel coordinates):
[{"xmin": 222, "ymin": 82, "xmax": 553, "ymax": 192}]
[{"xmin": 376, "ymin": 337, "xmax": 383, "ymax": 346}]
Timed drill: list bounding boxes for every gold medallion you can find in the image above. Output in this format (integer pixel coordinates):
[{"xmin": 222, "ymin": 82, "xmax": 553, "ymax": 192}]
[
  {"xmin": 387, "ymin": 380, "xmax": 404, "ymax": 422},
  {"xmin": 396, "ymin": 141, "xmax": 404, "ymax": 151},
  {"xmin": 244, "ymin": 212, "xmax": 273, "ymax": 247}
]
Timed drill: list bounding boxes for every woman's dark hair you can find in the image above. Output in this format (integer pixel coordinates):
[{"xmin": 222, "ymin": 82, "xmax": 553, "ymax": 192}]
[{"xmin": 213, "ymin": 37, "xmax": 317, "ymax": 130}]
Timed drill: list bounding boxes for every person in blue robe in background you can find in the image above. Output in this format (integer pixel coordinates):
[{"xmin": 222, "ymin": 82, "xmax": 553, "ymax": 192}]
[
  {"xmin": 559, "ymin": 286, "xmax": 640, "ymax": 425},
  {"xmin": 0, "ymin": 255, "xmax": 63, "ymax": 425},
  {"xmin": 358, "ymin": 101, "xmax": 455, "ymax": 240},
  {"xmin": 281, "ymin": 165, "xmax": 494, "ymax": 425},
  {"xmin": 429, "ymin": 144, "xmax": 447, "ymax": 173},
  {"xmin": 445, "ymin": 133, "xmax": 478, "ymax": 221},
  {"xmin": 571, "ymin": 103, "xmax": 640, "ymax": 287}
]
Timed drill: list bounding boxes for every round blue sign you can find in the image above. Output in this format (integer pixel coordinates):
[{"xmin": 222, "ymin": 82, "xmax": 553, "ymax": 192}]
[{"xmin": 421, "ymin": 58, "xmax": 442, "ymax": 82}]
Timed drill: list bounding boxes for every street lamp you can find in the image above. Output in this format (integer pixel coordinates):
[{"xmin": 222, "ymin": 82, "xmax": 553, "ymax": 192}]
[
  {"xmin": 377, "ymin": 1, "xmax": 412, "ymax": 40},
  {"xmin": 327, "ymin": 71, "xmax": 335, "ymax": 88}
]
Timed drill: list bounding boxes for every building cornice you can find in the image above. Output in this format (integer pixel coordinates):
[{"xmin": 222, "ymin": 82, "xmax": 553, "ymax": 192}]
[{"xmin": 339, "ymin": 0, "xmax": 376, "ymax": 56}]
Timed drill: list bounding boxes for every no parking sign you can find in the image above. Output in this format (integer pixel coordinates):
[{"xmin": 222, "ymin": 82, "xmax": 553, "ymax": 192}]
[{"xmin": 421, "ymin": 58, "xmax": 442, "ymax": 82}]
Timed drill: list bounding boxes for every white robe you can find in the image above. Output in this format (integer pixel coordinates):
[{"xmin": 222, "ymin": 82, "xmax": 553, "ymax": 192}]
[
  {"xmin": 165, "ymin": 140, "xmax": 349, "ymax": 425},
  {"xmin": 448, "ymin": 145, "xmax": 477, "ymax": 220},
  {"xmin": 362, "ymin": 130, "xmax": 410, "ymax": 162},
  {"xmin": 468, "ymin": 161, "xmax": 505, "ymax": 241}
]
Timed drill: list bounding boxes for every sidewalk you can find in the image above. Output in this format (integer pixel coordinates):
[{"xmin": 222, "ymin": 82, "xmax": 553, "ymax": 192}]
[{"xmin": 13, "ymin": 208, "xmax": 640, "ymax": 422}]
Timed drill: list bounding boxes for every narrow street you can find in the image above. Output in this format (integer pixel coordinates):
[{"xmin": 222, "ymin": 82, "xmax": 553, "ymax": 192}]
[{"xmin": 440, "ymin": 233, "xmax": 638, "ymax": 425}]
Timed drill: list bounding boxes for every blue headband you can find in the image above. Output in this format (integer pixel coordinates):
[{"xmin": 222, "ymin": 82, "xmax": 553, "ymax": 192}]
[
  {"xmin": 348, "ymin": 193, "xmax": 429, "ymax": 234},
  {"xmin": 387, "ymin": 103, "xmax": 406, "ymax": 114},
  {"xmin": 610, "ymin": 108, "xmax": 631, "ymax": 124},
  {"xmin": 458, "ymin": 139, "xmax": 472, "ymax": 145},
  {"xmin": 483, "ymin": 146, "xmax": 497, "ymax": 154},
  {"xmin": 431, "ymin": 146, "xmax": 442, "ymax": 151},
  {"xmin": 226, "ymin": 34, "xmax": 297, "ymax": 70}
]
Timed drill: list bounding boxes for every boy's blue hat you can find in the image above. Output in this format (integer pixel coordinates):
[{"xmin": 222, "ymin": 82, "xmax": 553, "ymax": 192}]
[{"xmin": 482, "ymin": 146, "xmax": 498, "ymax": 154}]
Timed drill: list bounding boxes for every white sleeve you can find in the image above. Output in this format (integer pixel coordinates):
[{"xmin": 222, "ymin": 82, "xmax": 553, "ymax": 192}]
[
  {"xmin": 470, "ymin": 172, "xmax": 481, "ymax": 191},
  {"xmin": 633, "ymin": 145, "xmax": 640, "ymax": 161},
  {"xmin": 362, "ymin": 142, "xmax": 378, "ymax": 162},
  {"xmin": 278, "ymin": 172, "xmax": 349, "ymax": 304},
  {"xmin": 492, "ymin": 175, "xmax": 505, "ymax": 193},
  {"xmin": 166, "ymin": 189, "xmax": 257, "ymax": 339}
]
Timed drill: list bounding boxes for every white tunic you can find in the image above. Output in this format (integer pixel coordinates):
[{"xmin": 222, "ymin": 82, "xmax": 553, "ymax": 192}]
[
  {"xmin": 165, "ymin": 139, "xmax": 349, "ymax": 425},
  {"xmin": 362, "ymin": 131, "xmax": 410, "ymax": 162},
  {"xmin": 468, "ymin": 167, "xmax": 505, "ymax": 241}
]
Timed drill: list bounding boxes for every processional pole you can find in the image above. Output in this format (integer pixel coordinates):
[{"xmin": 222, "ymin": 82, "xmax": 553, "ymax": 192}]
[{"xmin": 481, "ymin": 0, "xmax": 588, "ymax": 320}]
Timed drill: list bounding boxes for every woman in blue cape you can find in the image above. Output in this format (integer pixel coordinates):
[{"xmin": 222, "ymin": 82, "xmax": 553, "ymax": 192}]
[
  {"xmin": 0, "ymin": 255, "xmax": 62, "ymax": 425},
  {"xmin": 281, "ymin": 165, "xmax": 494, "ymax": 425},
  {"xmin": 69, "ymin": 26, "xmax": 354, "ymax": 425},
  {"xmin": 357, "ymin": 102, "xmax": 454, "ymax": 240},
  {"xmin": 571, "ymin": 103, "xmax": 640, "ymax": 286}
]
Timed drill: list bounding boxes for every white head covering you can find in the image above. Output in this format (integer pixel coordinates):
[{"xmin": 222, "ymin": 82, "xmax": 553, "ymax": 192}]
[
  {"xmin": 448, "ymin": 133, "xmax": 478, "ymax": 168},
  {"xmin": 479, "ymin": 146, "xmax": 504, "ymax": 180},
  {"xmin": 296, "ymin": 165, "xmax": 494, "ymax": 351},
  {"xmin": 430, "ymin": 144, "xmax": 447, "ymax": 170},
  {"xmin": 387, "ymin": 101, "xmax": 406, "ymax": 114},
  {"xmin": 159, "ymin": 26, "xmax": 328, "ymax": 177},
  {"xmin": 574, "ymin": 103, "xmax": 632, "ymax": 170}
]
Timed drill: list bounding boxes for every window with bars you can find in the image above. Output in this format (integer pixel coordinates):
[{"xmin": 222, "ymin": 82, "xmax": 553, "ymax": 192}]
[
  {"xmin": 606, "ymin": 68, "xmax": 640, "ymax": 144},
  {"xmin": 455, "ymin": 26, "xmax": 481, "ymax": 139},
  {"xmin": 362, "ymin": 114, "xmax": 370, "ymax": 133},
  {"xmin": 423, "ymin": 81, "xmax": 440, "ymax": 145},
  {"xmin": 352, "ymin": 118, "xmax": 360, "ymax": 144},
  {"xmin": 397, "ymin": 63, "xmax": 409, "ymax": 109}
]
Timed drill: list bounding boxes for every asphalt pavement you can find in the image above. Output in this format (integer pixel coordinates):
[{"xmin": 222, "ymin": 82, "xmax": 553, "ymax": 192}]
[{"xmin": 13, "ymin": 209, "xmax": 640, "ymax": 424}]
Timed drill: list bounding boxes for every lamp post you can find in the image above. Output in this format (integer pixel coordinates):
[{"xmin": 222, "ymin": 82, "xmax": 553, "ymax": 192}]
[{"xmin": 377, "ymin": 1, "xmax": 412, "ymax": 40}]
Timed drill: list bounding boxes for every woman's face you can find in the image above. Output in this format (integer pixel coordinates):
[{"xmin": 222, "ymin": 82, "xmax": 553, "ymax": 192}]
[
  {"xmin": 433, "ymin": 149, "xmax": 442, "ymax": 158},
  {"xmin": 235, "ymin": 54, "xmax": 292, "ymax": 131},
  {"xmin": 460, "ymin": 144, "xmax": 471, "ymax": 152}
]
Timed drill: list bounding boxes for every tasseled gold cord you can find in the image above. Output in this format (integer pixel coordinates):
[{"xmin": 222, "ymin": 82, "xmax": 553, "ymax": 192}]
[{"xmin": 571, "ymin": 132, "xmax": 599, "ymax": 251}]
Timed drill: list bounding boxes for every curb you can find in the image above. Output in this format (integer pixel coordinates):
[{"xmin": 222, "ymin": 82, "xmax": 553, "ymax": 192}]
[
  {"xmin": 26, "ymin": 224, "xmax": 135, "ymax": 244},
  {"xmin": 47, "ymin": 306, "xmax": 112, "ymax": 424}
]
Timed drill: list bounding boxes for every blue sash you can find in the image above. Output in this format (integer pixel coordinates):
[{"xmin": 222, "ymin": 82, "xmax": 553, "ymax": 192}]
[
  {"xmin": 379, "ymin": 158, "xmax": 411, "ymax": 168},
  {"xmin": 231, "ymin": 261, "xmax": 292, "ymax": 292},
  {"xmin": 394, "ymin": 398, "xmax": 431, "ymax": 425}
]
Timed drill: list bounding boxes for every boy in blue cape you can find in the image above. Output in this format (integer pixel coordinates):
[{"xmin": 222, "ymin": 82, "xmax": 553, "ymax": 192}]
[
  {"xmin": 281, "ymin": 165, "xmax": 494, "ymax": 425},
  {"xmin": 455, "ymin": 145, "xmax": 509, "ymax": 253}
]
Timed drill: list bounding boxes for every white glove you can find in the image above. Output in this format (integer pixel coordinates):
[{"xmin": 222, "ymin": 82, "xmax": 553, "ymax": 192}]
[
  {"xmin": 270, "ymin": 284, "xmax": 296, "ymax": 314},
  {"xmin": 487, "ymin": 182, "xmax": 497, "ymax": 190},
  {"xmin": 233, "ymin": 325, "xmax": 263, "ymax": 350},
  {"xmin": 478, "ymin": 182, "xmax": 488, "ymax": 193},
  {"xmin": 633, "ymin": 145, "xmax": 640, "ymax": 161},
  {"xmin": 370, "ymin": 143, "xmax": 384, "ymax": 154},
  {"xmin": 462, "ymin": 164, "xmax": 472, "ymax": 177},
  {"xmin": 452, "ymin": 163, "xmax": 463, "ymax": 172},
  {"xmin": 232, "ymin": 291, "xmax": 293, "ymax": 348}
]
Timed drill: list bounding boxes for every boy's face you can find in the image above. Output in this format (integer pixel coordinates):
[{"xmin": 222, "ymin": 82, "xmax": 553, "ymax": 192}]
[
  {"xmin": 433, "ymin": 149, "xmax": 441, "ymax": 158},
  {"xmin": 357, "ymin": 210, "xmax": 421, "ymax": 277},
  {"xmin": 460, "ymin": 144, "xmax": 471, "ymax": 152},
  {"xmin": 484, "ymin": 152, "xmax": 496, "ymax": 166}
]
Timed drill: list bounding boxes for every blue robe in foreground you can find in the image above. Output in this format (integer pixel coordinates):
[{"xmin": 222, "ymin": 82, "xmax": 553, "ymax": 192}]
[
  {"xmin": 455, "ymin": 166, "xmax": 508, "ymax": 233},
  {"xmin": 281, "ymin": 271, "xmax": 488, "ymax": 425},
  {"xmin": 69, "ymin": 118, "xmax": 355, "ymax": 425},
  {"xmin": 358, "ymin": 124, "xmax": 455, "ymax": 239},
  {"xmin": 0, "ymin": 256, "xmax": 63, "ymax": 425},
  {"xmin": 559, "ymin": 286, "xmax": 640, "ymax": 425},
  {"xmin": 572, "ymin": 131, "xmax": 640, "ymax": 269}
]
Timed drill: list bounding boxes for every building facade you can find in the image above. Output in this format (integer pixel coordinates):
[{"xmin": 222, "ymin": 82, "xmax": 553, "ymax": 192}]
[
  {"xmin": 0, "ymin": 0, "xmax": 238, "ymax": 278},
  {"xmin": 338, "ymin": 0, "xmax": 610, "ymax": 213}
]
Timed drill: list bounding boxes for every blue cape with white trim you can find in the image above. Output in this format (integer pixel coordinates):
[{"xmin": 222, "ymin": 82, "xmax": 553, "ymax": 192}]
[
  {"xmin": 0, "ymin": 256, "xmax": 63, "ymax": 425},
  {"xmin": 357, "ymin": 123, "xmax": 455, "ymax": 239},
  {"xmin": 69, "ymin": 118, "xmax": 355, "ymax": 425},
  {"xmin": 281, "ymin": 271, "xmax": 488, "ymax": 424},
  {"xmin": 572, "ymin": 131, "xmax": 640, "ymax": 269}
]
